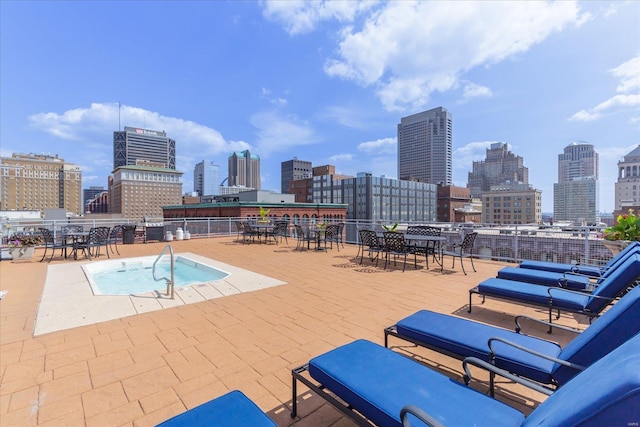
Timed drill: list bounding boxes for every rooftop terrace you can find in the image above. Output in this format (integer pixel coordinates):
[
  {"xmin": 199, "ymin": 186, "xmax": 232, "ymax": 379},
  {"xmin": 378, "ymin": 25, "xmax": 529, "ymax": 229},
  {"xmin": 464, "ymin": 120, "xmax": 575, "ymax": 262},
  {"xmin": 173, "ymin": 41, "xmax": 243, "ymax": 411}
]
[{"xmin": 0, "ymin": 236, "xmax": 587, "ymax": 426}]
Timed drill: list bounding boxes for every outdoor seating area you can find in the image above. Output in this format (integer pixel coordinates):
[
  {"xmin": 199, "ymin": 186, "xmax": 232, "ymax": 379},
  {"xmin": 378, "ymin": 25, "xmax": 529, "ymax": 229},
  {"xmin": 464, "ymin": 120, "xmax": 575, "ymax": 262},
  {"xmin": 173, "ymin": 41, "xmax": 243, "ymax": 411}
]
[
  {"xmin": 37, "ymin": 224, "xmax": 128, "ymax": 262},
  {"xmin": 1, "ymin": 233, "xmax": 639, "ymax": 426}
]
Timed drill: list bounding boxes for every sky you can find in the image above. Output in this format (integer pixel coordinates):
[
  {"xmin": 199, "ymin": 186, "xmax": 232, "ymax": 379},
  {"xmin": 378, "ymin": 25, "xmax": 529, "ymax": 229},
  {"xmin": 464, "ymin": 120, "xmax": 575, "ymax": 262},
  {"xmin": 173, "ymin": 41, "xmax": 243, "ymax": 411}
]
[{"xmin": 1, "ymin": 1, "xmax": 638, "ymax": 214}]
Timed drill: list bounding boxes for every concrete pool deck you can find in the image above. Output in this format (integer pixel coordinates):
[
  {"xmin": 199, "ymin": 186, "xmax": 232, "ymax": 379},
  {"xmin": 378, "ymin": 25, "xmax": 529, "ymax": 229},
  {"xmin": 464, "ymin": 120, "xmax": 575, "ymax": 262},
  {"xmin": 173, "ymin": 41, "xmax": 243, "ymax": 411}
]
[
  {"xmin": 34, "ymin": 252, "xmax": 287, "ymax": 336},
  {"xmin": 0, "ymin": 236, "xmax": 589, "ymax": 426}
]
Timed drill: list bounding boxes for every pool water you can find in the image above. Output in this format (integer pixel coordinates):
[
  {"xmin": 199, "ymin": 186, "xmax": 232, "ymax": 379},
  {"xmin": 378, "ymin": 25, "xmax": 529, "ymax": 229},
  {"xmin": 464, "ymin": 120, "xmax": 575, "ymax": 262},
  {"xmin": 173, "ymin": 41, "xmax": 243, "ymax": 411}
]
[{"xmin": 82, "ymin": 255, "xmax": 230, "ymax": 295}]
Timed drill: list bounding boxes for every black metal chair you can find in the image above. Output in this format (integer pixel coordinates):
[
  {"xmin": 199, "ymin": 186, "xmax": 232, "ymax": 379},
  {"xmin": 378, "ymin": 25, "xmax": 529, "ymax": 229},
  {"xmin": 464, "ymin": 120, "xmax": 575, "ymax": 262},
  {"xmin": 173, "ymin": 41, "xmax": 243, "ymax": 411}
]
[
  {"xmin": 293, "ymin": 224, "xmax": 313, "ymax": 250},
  {"xmin": 39, "ymin": 228, "xmax": 69, "ymax": 262},
  {"xmin": 270, "ymin": 220, "xmax": 290, "ymax": 244},
  {"xmin": 444, "ymin": 232, "xmax": 478, "ymax": 275},
  {"xmin": 323, "ymin": 224, "xmax": 341, "ymax": 252},
  {"xmin": 108, "ymin": 225, "xmax": 123, "ymax": 255},
  {"xmin": 358, "ymin": 229, "xmax": 384, "ymax": 266},
  {"xmin": 382, "ymin": 231, "xmax": 416, "ymax": 272},
  {"xmin": 234, "ymin": 221, "xmax": 245, "ymax": 243}
]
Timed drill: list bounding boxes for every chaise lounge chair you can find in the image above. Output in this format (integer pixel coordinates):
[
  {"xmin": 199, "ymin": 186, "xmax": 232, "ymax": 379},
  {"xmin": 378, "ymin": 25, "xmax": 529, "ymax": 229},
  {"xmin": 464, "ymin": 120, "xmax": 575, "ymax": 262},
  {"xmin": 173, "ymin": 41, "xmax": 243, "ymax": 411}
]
[
  {"xmin": 496, "ymin": 243, "xmax": 640, "ymax": 290},
  {"xmin": 468, "ymin": 253, "xmax": 640, "ymax": 331},
  {"xmin": 291, "ymin": 333, "xmax": 640, "ymax": 427},
  {"xmin": 384, "ymin": 285, "xmax": 640, "ymax": 395},
  {"xmin": 156, "ymin": 389, "xmax": 277, "ymax": 426},
  {"xmin": 518, "ymin": 241, "xmax": 640, "ymax": 277}
]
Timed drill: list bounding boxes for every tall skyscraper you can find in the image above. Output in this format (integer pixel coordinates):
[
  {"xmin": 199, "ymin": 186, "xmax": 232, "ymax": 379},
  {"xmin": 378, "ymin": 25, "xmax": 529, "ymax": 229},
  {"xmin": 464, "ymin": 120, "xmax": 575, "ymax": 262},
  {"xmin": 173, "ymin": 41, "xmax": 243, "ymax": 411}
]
[
  {"xmin": 467, "ymin": 143, "xmax": 529, "ymax": 198},
  {"xmin": 281, "ymin": 158, "xmax": 312, "ymax": 193},
  {"xmin": 397, "ymin": 107, "xmax": 452, "ymax": 186},
  {"xmin": 193, "ymin": 160, "xmax": 220, "ymax": 196},
  {"xmin": 113, "ymin": 126, "xmax": 176, "ymax": 170},
  {"xmin": 553, "ymin": 142, "xmax": 599, "ymax": 223},
  {"xmin": 0, "ymin": 153, "xmax": 83, "ymax": 215},
  {"xmin": 228, "ymin": 150, "xmax": 260, "ymax": 190},
  {"xmin": 614, "ymin": 145, "xmax": 640, "ymax": 210}
]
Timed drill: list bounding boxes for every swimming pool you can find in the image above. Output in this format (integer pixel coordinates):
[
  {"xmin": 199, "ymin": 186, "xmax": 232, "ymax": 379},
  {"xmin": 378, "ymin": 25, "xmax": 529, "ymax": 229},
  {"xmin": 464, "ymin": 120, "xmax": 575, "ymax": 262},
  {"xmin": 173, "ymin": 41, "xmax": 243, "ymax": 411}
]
[{"xmin": 82, "ymin": 255, "xmax": 231, "ymax": 295}]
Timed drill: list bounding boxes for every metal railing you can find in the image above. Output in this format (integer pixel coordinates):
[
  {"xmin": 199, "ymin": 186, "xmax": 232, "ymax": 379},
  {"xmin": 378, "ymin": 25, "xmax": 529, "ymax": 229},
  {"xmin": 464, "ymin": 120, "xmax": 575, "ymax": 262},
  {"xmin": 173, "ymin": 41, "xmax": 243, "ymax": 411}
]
[
  {"xmin": 0, "ymin": 216, "xmax": 615, "ymax": 267},
  {"xmin": 152, "ymin": 244, "xmax": 174, "ymax": 299}
]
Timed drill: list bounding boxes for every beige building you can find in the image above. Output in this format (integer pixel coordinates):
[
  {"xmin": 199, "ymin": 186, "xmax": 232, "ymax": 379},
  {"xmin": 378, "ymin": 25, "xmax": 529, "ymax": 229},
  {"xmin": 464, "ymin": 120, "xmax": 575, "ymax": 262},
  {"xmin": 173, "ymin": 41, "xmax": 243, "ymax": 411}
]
[
  {"xmin": 481, "ymin": 185, "xmax": 542, "ymax": 225},
  {"xmin": 0, "ymin": 153, "xmax": 82, "ymax": 215},
  {"xmin": 109, "ymin": 165, "xmax": 183, "ymax": 220}
]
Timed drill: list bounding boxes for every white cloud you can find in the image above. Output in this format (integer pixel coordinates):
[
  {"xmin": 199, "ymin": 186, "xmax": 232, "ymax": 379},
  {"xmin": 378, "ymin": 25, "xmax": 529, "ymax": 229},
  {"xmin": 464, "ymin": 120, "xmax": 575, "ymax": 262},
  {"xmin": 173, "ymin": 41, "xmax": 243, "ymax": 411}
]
[
  {"xmin": 329, "ymin": 153, "xmax": 353, "ymax": 162},
  {"xmin": 322, "ymin": 1, "xmax": 584, "ymax": 111},
  {"xmin": 261, "ymin": 0, "xmax": 378, "ymax": 35},
  {"xmin": 250, "ymin": 110, "xmax": 320, "ymax": 156},
  {"xmin": 462, "ymin": 82, "xmax": 493, "ymax": 101},
  {"xmin": 570, "ymin": 55, "xmax": 640, "ymax": 122},
  {"xmin": 28, "ymin": 103, "xmax": 246, "ymax": 155},
  {"xmin": 357, "ymin": 137, "xmax": 396, "ymax": 155}
]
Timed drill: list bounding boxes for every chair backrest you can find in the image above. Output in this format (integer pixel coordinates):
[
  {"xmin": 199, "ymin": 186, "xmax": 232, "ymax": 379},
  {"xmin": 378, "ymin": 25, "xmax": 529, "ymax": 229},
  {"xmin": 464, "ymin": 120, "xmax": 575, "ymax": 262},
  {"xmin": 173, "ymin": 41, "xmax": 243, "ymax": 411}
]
[
  {"xmin": 383, "ymin": 232, "xmax": 405, "ymax": 252},
  {"xmin": 554, "ymin": 285, "xmax": 640, "ymax": 384},
  {"xmin": 603, "ymin": 241, "xmax": 640, "ymax": 268},
  {"xmin": 235, "ymin": 221, "xmax": 244, "ymax": 232},
  {"xmin": 109, "ymin": 225, "xmax": 123, "ymax": 239},
  {"xmin": 523, "ymin": 332, "xmax": 640, "ymax": 426},
  {"xmin": 460, "ymin": 232, "xmax": 477, "ymax": 250},
  {"xmin": 62, "ymin": 225, "xmax": 83, "ymax": 234},
  {"xmin": 586, "ymin": 253, "xmax": 640, "ymax": 312},
  {"xmin": 39, "ymin": 227, "xmax": 54, "ymax": 244},
  {"xmin": 406, "ymin": 225, "xmax": 441, "ymax": 237},
  {"xmin": 598, "ymin": 244, "xmax": 640, "ymax": 280}
]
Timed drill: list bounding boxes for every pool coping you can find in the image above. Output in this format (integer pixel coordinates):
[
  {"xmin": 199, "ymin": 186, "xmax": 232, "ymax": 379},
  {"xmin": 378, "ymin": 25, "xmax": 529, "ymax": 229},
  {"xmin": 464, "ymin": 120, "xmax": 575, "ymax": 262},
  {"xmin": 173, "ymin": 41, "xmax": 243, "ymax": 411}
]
[{"xmin": 33, "ymin": 252, "xmax": 287, "ymax": 336}]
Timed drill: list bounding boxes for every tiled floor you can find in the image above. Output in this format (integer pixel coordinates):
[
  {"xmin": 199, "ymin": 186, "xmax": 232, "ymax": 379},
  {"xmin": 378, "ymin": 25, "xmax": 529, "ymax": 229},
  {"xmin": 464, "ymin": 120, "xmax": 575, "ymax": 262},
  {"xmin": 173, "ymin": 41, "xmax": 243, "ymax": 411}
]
[{"xmin": 0, "ymin": 236, "xmax": 586, "ymax": 426}]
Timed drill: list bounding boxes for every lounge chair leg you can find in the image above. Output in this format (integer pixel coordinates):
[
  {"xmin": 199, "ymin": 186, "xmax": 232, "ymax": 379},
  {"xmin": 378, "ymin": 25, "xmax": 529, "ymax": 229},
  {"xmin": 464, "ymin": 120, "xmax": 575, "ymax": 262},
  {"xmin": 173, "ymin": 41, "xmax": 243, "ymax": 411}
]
[
  {"xmin": 291, "ymin": 371, "xmax": 297, "ymax": 418},
  {"xmin": 468, "ymin": 292, "xmax": 473, "ymax": 313}
]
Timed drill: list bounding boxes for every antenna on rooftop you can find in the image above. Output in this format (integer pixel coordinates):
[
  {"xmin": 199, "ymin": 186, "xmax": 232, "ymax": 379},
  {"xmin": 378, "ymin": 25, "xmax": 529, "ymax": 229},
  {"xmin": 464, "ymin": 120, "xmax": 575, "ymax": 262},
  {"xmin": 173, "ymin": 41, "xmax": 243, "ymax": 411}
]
[{"xmin": 118, "ymin": 101, "xmax": 121, "ymax": 131}]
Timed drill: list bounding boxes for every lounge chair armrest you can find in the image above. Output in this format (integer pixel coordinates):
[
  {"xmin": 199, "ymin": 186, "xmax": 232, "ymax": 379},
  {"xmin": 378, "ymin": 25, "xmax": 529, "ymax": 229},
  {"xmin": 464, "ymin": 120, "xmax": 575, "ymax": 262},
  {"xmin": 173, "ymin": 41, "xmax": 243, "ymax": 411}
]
[
  {"xmin": 487, "ymin": 337, "xmax": 582, "ymax": 371},
  {"xmin": 562, "ymin": 271, "xmax": 598, "ymax": 281},
  {"xmin": 462, "ymin": 357, "xmax": 553, "ymax": 396},
  {"xmin": 547, "ymin": 287, "xmax": 615, "ymax": 300},
  {"xmin": 400, "ymin": 405, "xmax": 445, "ymax": 427},
  {"xmin": 514, "ymin": 315, "xmax": 582, "ymax": 334}
]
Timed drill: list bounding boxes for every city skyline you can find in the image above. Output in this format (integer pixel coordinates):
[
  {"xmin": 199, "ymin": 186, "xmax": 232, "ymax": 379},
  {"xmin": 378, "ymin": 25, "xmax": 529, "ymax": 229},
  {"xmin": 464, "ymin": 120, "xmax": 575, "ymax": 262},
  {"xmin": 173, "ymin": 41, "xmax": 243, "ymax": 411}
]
[{"xmin": 1, "ymin": 1, "xmax": 638, "ymax": 213}]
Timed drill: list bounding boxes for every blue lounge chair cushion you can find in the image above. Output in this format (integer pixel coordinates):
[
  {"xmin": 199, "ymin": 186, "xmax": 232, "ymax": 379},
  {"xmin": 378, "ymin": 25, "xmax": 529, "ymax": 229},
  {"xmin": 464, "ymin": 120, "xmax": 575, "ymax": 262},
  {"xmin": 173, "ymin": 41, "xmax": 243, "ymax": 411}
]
[
  {"xmin": 518, "ymin": 259, "xmax": 602, "ymax": 277},
  {"xmin": 156, "ymin": 390, "xmax": 277, "ymax": 427},
  {"xmin": 308, "ymin": 339, "xmax": 525, "ymax": 427},
  {"xmin": 477, "ymin": 278, "xmax": 590, "ymax": 311},
  {"xmin": 521, "ymin": 333, "xmax": 640, "ymax": 426},
  {"xmin": 497, "ymin": 266, "xmax": 591, "ymax": 290},
  {"xmin": 396, "ymin": 310, "xmax": 560, "ymax": 384}
]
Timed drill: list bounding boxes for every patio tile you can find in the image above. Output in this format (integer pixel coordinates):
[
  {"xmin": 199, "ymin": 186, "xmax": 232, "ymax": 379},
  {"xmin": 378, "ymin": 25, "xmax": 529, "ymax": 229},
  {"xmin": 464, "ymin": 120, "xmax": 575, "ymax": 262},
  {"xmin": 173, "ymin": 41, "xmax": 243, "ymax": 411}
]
[{"xmin": 0, "ymin": 236, "xmax": 588, "ymax": 425}]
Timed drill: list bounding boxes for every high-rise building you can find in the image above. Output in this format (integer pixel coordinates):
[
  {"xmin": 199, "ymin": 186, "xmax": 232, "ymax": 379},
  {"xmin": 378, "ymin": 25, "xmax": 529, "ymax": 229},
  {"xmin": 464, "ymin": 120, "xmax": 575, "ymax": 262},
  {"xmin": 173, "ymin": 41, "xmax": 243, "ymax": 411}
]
[
  {"xmin": 0, "ymin": 153, "xmax": 83, "ymax": 215},
  {"xmin": 397, "ymin": 107, "xmax": 452, "ymax": 186},
  {"xmin": 83, "ymin": 186, "xmax": 105, "ymax": 208},
  {"xmin": 467, "ymin": 143, "xmax": 528, "ymax": 199},
  {"xmin": 553, "ymin": 142, "xmax": 599, "ymax": 223},
  {"xmin": 113, "ymin": 126, "xmax": 176, "ymax": 170},
  {"xmin": 193, "ymin": 160, "xmax": 220, "ymax": 196},
  {"xmin": 614, "ymin": 145, "xmax": 640, "ymax": 210},
  {"xmin": 281, "ymin": 158, "xmax": 312, "ymax": 193},
  {"xmin": 109, "ymin": 165, "xmax": 183, "ymax": 220},
  {"xmin": 228, "ymin": 150, "xmax": 260, "ymax": 190}
]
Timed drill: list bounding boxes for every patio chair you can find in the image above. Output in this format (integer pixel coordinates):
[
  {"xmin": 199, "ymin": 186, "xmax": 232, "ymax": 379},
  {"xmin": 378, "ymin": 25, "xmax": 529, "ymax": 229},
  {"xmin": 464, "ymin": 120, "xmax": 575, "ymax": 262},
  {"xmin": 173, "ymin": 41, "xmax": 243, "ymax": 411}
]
[
  {"xmin": 518, "ymin": 241, "xmax": 640, "ymax": 278},
  {"xmin": 293, "ymin": 224, "xmax": 313, "ymax": 251},
  {"xmin": 384, "ymin": 284, "xmax": 640, "ymax": 395},
  {"xmin": 323, "ymin": 224, "xmax": 341, "ymax": 252},
  {"xmin": 291, "ymin": 333, "xmax": 640, "ymax": 427},
  {"xmin": 495, "ymin": 245, "xmax": 640, "ymax": 290},
  {"xmin": 358, "ymin": 229, "xmax": 384, "ymax": 266},
  {"xmin": 406, "ymin": 225, "xmax": 441, "ymax": 268},
  {"xmin": 107, "ymin": 225, "xmax": 123, "ymax": 255},
  {"xmin": 157, "ymin": 390, "xmax": 277, "ymax": 426},
  {"xmin": 39, "ymin": 227, "xmax": 70, "ymax": 262},
  {"xmin": 383, "ymin": 231, "xmax": 416, "ymax": 271},
  {"xmin": 442, "ymin": 231, "xmax": 477, "ymax": 275},
  {"xmin": 469, "ymin": 253, "xmax": 640, "ymax": 331},
  {"xmin": 234, "ymin": 221, "xmax": 245, "ymax": 242}
]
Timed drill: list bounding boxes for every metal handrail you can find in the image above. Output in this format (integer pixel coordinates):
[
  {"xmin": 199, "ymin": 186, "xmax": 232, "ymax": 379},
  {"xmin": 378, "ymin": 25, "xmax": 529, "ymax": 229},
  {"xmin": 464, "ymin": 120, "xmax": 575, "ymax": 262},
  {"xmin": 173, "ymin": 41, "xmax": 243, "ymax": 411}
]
[{"xmin": 152, "ymin": 244, "xmax": 174, "ymax": 299}]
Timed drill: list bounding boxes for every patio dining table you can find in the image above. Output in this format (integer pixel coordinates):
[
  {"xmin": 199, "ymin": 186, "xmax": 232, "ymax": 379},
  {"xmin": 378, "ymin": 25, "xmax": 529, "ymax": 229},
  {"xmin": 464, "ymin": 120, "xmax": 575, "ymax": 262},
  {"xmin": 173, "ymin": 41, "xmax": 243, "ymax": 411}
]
[
  {"xmin": 249, "ymin": 223, "xmax": 276, "ymax": 244},
  {"xmin": 63, "ymin": 231, "xmax": 91, "ymax": 260},
  {"xmin": 404, "ymin": 233, "xmax": 447, "ymax": 270}
]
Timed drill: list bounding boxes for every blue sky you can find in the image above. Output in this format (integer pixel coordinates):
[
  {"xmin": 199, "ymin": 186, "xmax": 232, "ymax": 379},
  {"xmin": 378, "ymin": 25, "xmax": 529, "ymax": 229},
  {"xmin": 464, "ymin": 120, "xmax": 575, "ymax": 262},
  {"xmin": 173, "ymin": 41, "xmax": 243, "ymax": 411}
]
[{"xmin": 1, "ymin": 1, "xmax": 638, "ymax": 213}]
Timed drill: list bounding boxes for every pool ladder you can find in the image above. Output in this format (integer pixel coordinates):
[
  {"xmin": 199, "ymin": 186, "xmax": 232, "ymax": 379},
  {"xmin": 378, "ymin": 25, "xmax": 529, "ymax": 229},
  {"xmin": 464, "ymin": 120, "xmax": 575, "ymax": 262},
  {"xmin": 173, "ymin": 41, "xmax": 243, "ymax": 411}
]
[{"xmin": 152, "ymin": 244, "xmax": 175, "ymax": 299}]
